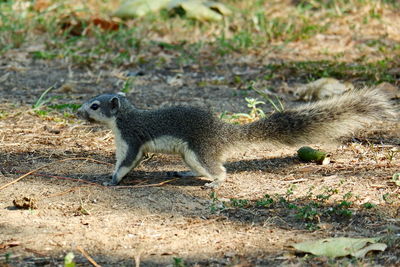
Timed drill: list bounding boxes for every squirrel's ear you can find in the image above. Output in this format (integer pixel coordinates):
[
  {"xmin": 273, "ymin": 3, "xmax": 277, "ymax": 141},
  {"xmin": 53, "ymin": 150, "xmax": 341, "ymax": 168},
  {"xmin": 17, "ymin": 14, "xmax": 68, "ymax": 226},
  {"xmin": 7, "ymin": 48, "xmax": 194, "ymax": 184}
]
[{"xmin": 110, "ymin": 97, "xmax": 120, "ymax": 112}]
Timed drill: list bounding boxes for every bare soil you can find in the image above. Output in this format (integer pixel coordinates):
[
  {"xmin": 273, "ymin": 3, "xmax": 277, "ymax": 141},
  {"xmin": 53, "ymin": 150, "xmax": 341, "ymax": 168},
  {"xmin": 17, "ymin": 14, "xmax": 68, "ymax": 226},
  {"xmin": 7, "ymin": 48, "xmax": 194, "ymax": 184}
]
[{"xmin": 0, "ymin": 58, "xmax": 400, "ymax": 266}]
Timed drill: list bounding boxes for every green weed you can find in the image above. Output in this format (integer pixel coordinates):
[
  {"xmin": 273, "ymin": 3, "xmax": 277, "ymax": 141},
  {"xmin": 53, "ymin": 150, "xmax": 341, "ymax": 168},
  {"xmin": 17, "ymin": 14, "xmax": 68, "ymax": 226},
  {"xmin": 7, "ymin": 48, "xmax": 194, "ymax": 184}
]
[
  {"xmin": 32, "ymin": 85, "xmax": 57, "ymax": 110},
  {"xmin": 255, "ymin": 194, "xmax": 274, "ymax": 208},
  {"xmin": 209, "ymin": 191, "xmax": 225, "ymax": 213},
  {"xmin": 0, "ymin": 111, "xmax": 8, "ymax": 119},
  {"xmin": 121, "ymin": 77, "xmax": 136, "ymax": 93},
  {"xmin": 64, "ymin": 252, "xmax": 76, "ymax": 267},
  {"xmin": 229, "ymin": 198, "xmax": 249, "ymax": 208},
  {"xmin": 172, "ymin": 257, "xmax": 186, "ymax": 267},
  {"xmin": 362, "ymin": 202, "xmax": 376, "ymax": 209},
  {"xmin": 48, "ymin": 104, "xmax": 81, "ymax": 112}
]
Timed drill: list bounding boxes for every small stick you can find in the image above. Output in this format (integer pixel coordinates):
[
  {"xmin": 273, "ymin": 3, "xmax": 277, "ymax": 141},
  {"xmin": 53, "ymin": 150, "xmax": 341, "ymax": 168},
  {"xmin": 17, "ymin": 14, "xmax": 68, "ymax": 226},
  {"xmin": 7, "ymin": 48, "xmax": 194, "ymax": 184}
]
[
  {"xmin": 77, "ymin": 245, "xmax": 101, "ymax": 267},
  {"xmin": 113, "ymin": 178, "xmax": 178, "ymax": 188}
]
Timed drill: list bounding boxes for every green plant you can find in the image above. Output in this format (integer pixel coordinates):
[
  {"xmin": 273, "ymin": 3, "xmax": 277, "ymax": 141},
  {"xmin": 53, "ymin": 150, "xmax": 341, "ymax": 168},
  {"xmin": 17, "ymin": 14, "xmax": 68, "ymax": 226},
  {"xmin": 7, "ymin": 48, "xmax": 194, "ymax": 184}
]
[
  {"xmin": 0, "ymin": 111, "xmax": 8, "ymax": 119},
  {"xmin": 245, "ymin": 97, "xmax": 266, "ymax": 119},
  {"xmin": 382, "ymin": 193, "xmax": 395, "ymax": 204},
  {"xmin": 229, "ymin": 198, "xmax": 249, "ymax": 208},
  {"xmin": 48, "ymin": 104, "xmax": 81, "ymax": 112},
  {"xmin": 295, "ymin": 201, "xmax": 321, "ymax": 222},
  {"xmin": 209, "ymin": 191, "xmax": 225, "ymax": 213},
  {"xmin": 32, "ymin": 85, "xmax": 57, "ymax": 110},
  {"xmin": 386, "ymin": 149, "xmax": 399, "ymax": 164},
  {"xmin": 362, "ymin": 202, "xmax": 376, "ymax": 209},
  {"xmin": 256, "ymin": 194, "xmax": 274, "ymax": 208},
  {"xmin": 64, "ymin": 252, "xmax": 76, "ymax": 267},
  {"xmin": 285, "ymin": 184, "xmax": 296, "ymax": 201},
  {"xmin": 173, "ymin": 257, "xmax": 186, "ymax": 267},
  {"xmin": 121, "ymin": 77, "xmax": 136, "ymax": 93},
  {"xmin": 248, "ymin": 83, "xmax": 284, "ymax": 113}
]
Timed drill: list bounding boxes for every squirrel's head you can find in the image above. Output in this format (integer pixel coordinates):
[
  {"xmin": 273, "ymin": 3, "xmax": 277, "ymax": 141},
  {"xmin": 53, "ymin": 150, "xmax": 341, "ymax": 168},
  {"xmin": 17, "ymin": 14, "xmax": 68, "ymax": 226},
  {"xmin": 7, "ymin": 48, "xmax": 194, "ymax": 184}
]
[{"xmin": 77, "ymin": 92, "xmax": 129, "ymax": 124}]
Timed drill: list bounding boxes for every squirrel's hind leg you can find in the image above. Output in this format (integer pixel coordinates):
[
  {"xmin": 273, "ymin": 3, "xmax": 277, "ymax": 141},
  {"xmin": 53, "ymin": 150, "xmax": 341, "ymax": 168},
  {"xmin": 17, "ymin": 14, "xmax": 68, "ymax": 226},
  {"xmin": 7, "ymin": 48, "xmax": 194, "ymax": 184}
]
[{"xmin": 182, "ymin": 150, "xmax": 226, "ymax": 188}]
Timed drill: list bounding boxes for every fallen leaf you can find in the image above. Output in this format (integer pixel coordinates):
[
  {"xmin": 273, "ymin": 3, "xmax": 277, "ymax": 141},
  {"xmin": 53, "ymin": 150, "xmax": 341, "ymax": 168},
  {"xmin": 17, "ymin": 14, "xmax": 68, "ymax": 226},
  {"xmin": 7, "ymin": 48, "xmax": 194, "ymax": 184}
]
[
  {"xmin": 171, "ymin": 0, "xmax": 223, "ymax": 21},
  {"xmin": 292, "ymin": 237, "xmax": 387, "ymax": 258},
  {"xmin": 113, "ymin": 0, "xmax": 231, "ymax": 21},
  {"xmin": 114, "ymin": 0, "xmax": 171, "ymax": 18},
  {"xmin": 352, "ymin": 243, "xmax": 387, "ymax": 258}
]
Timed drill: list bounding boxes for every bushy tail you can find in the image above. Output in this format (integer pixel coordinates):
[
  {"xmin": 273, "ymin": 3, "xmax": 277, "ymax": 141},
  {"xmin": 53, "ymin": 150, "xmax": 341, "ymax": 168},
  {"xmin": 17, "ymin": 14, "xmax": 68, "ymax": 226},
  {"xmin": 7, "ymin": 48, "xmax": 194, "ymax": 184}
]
[{"xmin": 239, "ymin": 88, "xmax": 397, "ymax": 146}]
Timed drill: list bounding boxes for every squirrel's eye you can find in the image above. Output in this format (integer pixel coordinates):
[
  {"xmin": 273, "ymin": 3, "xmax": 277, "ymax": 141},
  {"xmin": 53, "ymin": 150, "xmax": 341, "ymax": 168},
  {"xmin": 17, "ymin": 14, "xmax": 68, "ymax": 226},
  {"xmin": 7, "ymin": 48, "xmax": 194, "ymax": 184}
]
[{"xmin": 90, "ymin": 103, "xmax": 99, "ymax": 110}]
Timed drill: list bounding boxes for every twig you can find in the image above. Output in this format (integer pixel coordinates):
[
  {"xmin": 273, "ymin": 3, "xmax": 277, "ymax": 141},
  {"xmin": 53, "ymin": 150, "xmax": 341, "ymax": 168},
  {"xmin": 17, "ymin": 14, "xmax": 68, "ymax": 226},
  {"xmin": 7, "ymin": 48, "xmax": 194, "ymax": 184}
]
[
  {"xmin": 113, "ymin": 178, "xmax": 178, "ymax": 188},
  {"xmin": 284, "ymin": 178, "xmax": 307, "ymax": 184},
  {"xmin": 0, "ymin": 157, "xmax": 110, "ymax": 191},
  {"xmin": 77, "ymin": 245, "xmax": 101, "ymax": 267}
]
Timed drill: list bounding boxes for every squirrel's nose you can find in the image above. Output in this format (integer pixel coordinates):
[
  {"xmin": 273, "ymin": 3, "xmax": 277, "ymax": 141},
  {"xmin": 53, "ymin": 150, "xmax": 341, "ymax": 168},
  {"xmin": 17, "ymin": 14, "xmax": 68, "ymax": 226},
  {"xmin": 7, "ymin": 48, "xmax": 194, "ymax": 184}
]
[{"xmin": 76, "ymin": 107, "xmax": 84, "ymax": 118}]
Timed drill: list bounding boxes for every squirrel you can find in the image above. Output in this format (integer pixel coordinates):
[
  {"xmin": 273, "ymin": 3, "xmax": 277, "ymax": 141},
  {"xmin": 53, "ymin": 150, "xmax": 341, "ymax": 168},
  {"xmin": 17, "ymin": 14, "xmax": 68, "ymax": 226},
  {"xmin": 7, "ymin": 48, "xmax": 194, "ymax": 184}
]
[{"xmin": 77, "ymin": 88, "xmax": 395, "ymax": 188}]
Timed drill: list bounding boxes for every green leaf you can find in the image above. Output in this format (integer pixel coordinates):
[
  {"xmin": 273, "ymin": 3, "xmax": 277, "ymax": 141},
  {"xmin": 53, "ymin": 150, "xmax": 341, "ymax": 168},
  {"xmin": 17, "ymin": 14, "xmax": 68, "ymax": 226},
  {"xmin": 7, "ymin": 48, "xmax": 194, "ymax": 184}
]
[
  {"xmin": 64, "ymin": 252, "xmax": 76, "ymax": 267},
  {"xmin": 292, "ymin": 237, "xmax": 386, "ymax": 258}
]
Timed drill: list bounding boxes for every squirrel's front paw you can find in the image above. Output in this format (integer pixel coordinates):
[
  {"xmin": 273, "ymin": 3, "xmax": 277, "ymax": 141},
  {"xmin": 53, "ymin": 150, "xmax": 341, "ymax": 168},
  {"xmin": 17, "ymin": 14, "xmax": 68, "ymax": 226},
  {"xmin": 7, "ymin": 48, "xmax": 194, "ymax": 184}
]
[
  {"xmin": 102, "ymin": 181, "xmax": 118, "ymax": 186},
  {"xmin": 203, "ymin": 181, "xmax": 221, "ymax": 189},
  {"xmin": 103, "ymin": 176, "xmax": 120, "ymax": 186}
]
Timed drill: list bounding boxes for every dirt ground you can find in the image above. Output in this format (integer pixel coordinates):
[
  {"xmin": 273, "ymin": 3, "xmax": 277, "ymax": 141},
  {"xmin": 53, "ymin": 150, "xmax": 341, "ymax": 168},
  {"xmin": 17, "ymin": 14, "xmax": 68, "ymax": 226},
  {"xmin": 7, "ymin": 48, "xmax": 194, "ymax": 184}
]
[{"xmin": 1, "ymin": 58, "xmax": 400, "ymax": 267}]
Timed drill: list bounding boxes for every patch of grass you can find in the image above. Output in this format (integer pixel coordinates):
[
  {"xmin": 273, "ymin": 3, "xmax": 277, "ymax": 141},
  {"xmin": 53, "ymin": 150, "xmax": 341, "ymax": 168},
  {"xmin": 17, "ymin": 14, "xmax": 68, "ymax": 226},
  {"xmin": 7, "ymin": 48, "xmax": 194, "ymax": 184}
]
[
  {"xmin": 48, "ymin": 104, "xmax": 81, "ymax": 112},
  {"xmin": 263, "ymin": 60, "xmax": 398, "ymax": 84},
  {"xmin": 220, "ymin": 186, "xmax": 357, "ymax": 230},
  {"xmin": 0, "ymin": 0, "xmax": 398, "ymax": 75},
  {"xmin": 229, "ymin": 198, "xmax": 249, "ymax": 208}
]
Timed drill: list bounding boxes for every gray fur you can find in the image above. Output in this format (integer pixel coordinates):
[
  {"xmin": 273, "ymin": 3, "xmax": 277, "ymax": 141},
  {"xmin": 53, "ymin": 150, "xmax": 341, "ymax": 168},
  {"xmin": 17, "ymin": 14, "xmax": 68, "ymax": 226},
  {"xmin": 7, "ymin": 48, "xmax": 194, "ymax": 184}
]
[{"xmin": 77, "ymin": 88, "xmax": 396, "ymax": 188}]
